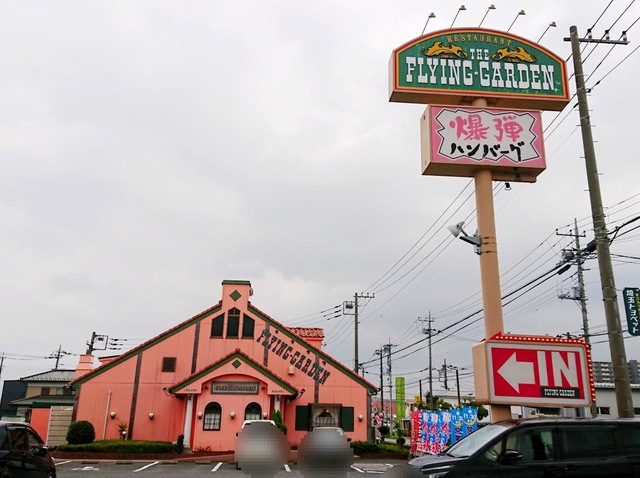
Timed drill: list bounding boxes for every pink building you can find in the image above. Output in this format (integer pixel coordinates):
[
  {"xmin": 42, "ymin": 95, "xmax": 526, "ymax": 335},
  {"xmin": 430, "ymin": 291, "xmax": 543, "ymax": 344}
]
[{"xmin": 70, "ymin": 280, "xmax": 376, "ymax": 451}]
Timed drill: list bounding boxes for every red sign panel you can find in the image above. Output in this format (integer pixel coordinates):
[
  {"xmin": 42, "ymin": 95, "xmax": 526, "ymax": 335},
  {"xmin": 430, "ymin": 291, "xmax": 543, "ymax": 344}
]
[{"xmin": 474, "ymin": 334, "xmax": 595, "ymax": 407}]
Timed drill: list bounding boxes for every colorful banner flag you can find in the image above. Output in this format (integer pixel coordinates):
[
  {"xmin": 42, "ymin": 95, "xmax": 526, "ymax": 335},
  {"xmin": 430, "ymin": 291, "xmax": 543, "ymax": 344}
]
[
  {"xmin": 395, "ymin": 377, "xmax": 406, "ymax": 419},
  {"xmin": 410, "ymin": 407, "xmax": 478, "ymax": 455}
]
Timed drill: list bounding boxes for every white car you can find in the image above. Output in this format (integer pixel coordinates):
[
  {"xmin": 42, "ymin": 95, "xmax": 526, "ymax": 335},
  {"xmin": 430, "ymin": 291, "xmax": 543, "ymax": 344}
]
[{"xmin": 234, "ymin": 420, "xmax": 288, "ymax": 472}]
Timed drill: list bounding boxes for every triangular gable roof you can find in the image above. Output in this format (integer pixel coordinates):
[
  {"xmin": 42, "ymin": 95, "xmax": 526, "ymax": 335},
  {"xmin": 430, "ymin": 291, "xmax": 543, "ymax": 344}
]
[
  {"xmin": 169, "ymin": 349, "xmax": 298, "ymax": 396},
  {"xmin": 71, "ymin": 298, "xmax": 377, "ymax": 393},
  {"xmin": 70, "ymin": 302, "xmax": 223, "ymax": 387}
]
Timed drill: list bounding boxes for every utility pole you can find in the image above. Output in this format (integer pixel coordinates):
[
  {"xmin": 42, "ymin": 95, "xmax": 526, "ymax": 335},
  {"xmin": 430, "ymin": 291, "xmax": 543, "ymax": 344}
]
[
  {"xmin": 52, "ymin": 345, "xmax": 63, "ymax": 370},
  {"xmin": 0, "ymin": 352, "xmax": 4, "ymax": 379},
  {"xmin": 419, "ymin": 314, "xmax": 435, "ymax": 409},
  {"xmin": 566, "ymin": 26, "xmax": 634, "ymax": 418},
  {"xmin": 558, "ymin": 219, "xmax": 597, "ymax": 418},
  {"xmin": 442, "ymin": 359, "xmax": 448, "ymax": 390},
  {"xmin": 376, "ymin": 346, "xmax": 384, "ymax": 422},
  {"xmin": 353, "ymin": 293, "xmax": 374, "ymax": 373},
  {"xmin": 455, "ymin": 369, "xmax": 461, "ymax": 407}
]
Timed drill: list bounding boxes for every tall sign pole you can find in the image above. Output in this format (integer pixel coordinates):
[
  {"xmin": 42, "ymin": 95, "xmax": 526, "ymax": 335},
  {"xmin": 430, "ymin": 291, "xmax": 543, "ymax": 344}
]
[
  {"xmin": 567, "ymin": 26, "xmax": 634, "ymax": 417},
  {"xmin": 390, "ymin": 27, "xmax": 572, "ymax": 420},
  {"xmin": 472, "ymin": 99, "xmax": 511, "ymax": 422}
]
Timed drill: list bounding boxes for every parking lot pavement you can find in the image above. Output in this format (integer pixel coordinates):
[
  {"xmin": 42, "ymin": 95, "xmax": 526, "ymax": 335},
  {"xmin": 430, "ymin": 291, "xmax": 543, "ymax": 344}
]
[{"xmin": 54, "ymin": 458, "xmax": 410, "ymax": 477}]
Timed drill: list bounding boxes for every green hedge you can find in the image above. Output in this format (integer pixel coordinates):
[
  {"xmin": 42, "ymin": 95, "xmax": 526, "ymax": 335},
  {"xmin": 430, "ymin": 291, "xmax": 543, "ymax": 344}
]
[
  {"xmin": 350, "ymin": 441, "xmax": 406, "ymax": 455},
  {"xmin": 57, "ymin": 440, "xmax": 175, "ymax": 453}
]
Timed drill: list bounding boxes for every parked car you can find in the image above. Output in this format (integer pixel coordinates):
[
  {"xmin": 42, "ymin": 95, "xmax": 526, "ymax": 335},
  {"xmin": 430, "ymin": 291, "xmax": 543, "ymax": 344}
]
[
  {"xmin": 298, "ymin": 426, "xmax": 353, "ymax": 475},
  {"xmin": 409, "ymin": 418, "xmax": 640, "ymax": 477},
  {"xmin": 234, "ymin": 420, "xmax": 288, "ymax": 473},
  {"xmin": 0, "ymin": 421, "xmax": 56, "ymax": 477}
]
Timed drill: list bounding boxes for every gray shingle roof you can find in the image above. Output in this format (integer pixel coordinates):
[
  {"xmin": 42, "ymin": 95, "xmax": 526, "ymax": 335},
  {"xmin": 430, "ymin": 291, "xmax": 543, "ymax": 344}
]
[
  {"xmin": 19, "ymin": 370, "xmax": 75, "ymax": 383},
  {"xmin": 10, "ymin": 394, "xmax": 75, "ymax": 406}
]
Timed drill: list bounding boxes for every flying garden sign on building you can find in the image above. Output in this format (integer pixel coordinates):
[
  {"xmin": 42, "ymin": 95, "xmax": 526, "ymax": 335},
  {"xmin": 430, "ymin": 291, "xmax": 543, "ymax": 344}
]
[{"xmin": 389, "ymin": 28, "xmax": 570, "ymax": 111}]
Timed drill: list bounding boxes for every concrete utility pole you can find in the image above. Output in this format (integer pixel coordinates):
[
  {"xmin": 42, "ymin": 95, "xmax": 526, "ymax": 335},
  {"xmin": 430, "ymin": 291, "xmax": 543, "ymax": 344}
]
[
  {"xmin": 566, "ymin": 26, "xmax": 634, "ymax": 418},
  {"xmin": 420, "ymin": 314, "xmax": 436, "ymax": 409},
  {"xmin": 353, "ymin": 293, "xmax": 374, "ymax": 373},
  {"xmin": 557, "ymin": 219, "xmax": 597, "ymax": 418},
  {"xmin": 376, "ymin": 346, "xmax": 384, "ymax": 422},
  {"xmin": 384, "ymin": 342, "xmax": 394, "ymax": 420}
]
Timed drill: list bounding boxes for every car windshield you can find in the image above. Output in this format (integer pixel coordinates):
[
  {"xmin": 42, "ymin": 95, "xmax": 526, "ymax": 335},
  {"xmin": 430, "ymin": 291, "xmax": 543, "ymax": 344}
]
[{"xmin": 446, "ymin": 423, "xmax": 510, "ymax": 458}]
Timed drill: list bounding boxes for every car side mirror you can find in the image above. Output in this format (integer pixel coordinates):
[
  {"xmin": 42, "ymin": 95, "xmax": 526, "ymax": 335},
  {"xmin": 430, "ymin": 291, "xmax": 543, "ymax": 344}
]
[
  {"xmin": 502, "ymin": 449, "xmax": 522, "ymax": 463},
  {"xmin": 32, "ymin": 446, "xmax": 48, "ymax": 457}
]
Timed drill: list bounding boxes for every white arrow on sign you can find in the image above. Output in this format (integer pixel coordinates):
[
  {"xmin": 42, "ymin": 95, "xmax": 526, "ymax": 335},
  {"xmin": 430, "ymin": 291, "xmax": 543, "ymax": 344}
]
[{"xmin": 497, "ymin": 352, "xmax": 536, "ymax": 393}]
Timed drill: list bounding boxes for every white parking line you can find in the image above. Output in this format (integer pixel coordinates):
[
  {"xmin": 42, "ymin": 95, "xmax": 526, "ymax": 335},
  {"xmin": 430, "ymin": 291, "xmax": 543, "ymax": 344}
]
[
  {"xmin": 284, "ymin": 464, "xmax": 291, "ymax": 472},
  {"xmin": 55, "ymin": 460, "xmax": 73, "ymax": 465},
  {"xmin": 351, "ymin": 465, "xmax": 365, "ymax": 473},
  {"xmin": 132, "ymin": 461, "xmax": 160, "ymax": 473},
  {"xmin": 211, "ymin": 462, "xmax": 223, "ymax": 472}
]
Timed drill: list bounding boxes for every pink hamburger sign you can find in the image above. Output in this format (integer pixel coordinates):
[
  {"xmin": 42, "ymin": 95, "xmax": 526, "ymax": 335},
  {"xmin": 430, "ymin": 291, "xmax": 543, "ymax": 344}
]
[{"xmin": 420, "ymin": 105, "xmax": 546, "ymax": 182}]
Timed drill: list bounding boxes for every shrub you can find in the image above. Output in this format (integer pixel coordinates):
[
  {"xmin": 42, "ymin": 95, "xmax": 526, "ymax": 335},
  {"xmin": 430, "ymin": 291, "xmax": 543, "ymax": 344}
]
[
  {"xmin": 396, "ymin": 436, "xmax": 406, "ymax": 446},
  {"xmin": 350, "ymin": 441, "xmax": 407, "ymax": 456},
  {"xmin": 271, "ymin": 410, "xmax": 288, "ymax": 435},
  {"xmin": 378, "ymin": 425, "xmax": 390, "ymax": 437},
  {"xmin": 175, "ymin": 434, "xmax": 184, "ymax": 453},
  {"xmin": 66, "ymin": 421, "xmax": 96, "ymax": 445},
  {"xmin": 57, "ymin": 440, "xmax": 175, "ymax": 453},
  {"xmin": 350, "ymin": 441, "xmax": 380, "ymax": 454}
]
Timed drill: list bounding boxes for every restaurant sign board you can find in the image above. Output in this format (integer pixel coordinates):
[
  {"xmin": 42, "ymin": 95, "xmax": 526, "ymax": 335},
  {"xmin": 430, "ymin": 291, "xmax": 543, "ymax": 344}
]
[
  {"xmin": 421, "ymin": 105, "xmax": 545, "ymax": 182},
  {"xmin": 389, "ymin": 28, "xmax": 569, "ymax": 111}
]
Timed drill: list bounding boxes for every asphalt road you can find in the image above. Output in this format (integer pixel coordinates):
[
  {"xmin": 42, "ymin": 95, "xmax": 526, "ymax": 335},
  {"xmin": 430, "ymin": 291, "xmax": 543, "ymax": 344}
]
[{"xmin": 54, "ymin": 458, "xmax": 414, "ymax": 478}]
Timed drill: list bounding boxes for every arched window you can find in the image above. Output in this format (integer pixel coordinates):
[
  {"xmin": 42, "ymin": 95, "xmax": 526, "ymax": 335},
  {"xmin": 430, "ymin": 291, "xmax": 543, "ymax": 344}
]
[
  {"xmin": 244, "ymin": 402, "xmax": 262, "ymax": 421},
  {"xmin": 203, "ymin": 402, "xmax": 222, "ymax": 430}
]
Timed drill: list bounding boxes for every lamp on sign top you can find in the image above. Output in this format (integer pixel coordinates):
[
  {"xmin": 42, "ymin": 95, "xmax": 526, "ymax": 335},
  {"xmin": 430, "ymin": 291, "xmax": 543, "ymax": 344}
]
[
  {"xmin": 450, "ymin": 5, "xmax": 466, "ymax": 28},
  {"xmin": 421, "ymin": 12, "xmax": 436, "ymax": 36},
  {"xmin": 507, "ymin": 10, "xmax": 525, "ymax": 32},
  {"xmin": 478, "ymin": 4, "xmax": 496, "ymax": 28}
]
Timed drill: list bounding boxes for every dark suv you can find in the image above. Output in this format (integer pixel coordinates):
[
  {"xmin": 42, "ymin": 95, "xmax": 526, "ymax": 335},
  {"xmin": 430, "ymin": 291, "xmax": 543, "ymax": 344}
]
[
  {"xmin": 0, "ymin": 421, "xmax": 56, "ymax": 477},
  {"xmin": 409, "ymin": 418, "xmax": 640, "ymax": 477}
]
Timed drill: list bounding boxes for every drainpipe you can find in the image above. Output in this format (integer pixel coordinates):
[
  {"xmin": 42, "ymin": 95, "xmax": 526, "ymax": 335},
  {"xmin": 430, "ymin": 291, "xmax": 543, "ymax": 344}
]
[{"xmin": 102, "ymin": 390, "xmax": 111, "ymax": 440}]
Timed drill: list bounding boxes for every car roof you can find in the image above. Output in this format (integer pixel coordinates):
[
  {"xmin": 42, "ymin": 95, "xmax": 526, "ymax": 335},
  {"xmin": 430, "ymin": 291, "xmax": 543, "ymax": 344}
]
[
  {"xmin": 493, "ymin": 417, "xmax": 640, "ymax": 427},
  {"xmin": 241, "ymin": 419, "xmax": 276, "ymax": 428}
]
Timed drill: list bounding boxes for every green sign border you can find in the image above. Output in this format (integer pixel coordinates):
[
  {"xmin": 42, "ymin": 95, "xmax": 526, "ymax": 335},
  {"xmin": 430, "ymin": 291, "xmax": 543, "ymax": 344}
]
[{"xmin": 389, "ymin": 27, "xmax": 570, "ymax": 111}]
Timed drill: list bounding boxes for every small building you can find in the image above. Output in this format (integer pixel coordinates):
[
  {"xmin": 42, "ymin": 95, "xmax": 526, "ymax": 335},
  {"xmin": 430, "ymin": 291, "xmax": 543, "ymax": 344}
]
[
  {"xmin": 70, "ymin": 280, "xmax": 377, "ymax": 450},
  {"xmin": 9, "ymin": 370, "xmax": 75, "ymax": 421},
  {"xmin": 0, "ymin": 380, "xmax": 27, "ymax": 419},
  {"xmin": 8, "ymin": 369, "xmax": 75, "ymax": 446}
]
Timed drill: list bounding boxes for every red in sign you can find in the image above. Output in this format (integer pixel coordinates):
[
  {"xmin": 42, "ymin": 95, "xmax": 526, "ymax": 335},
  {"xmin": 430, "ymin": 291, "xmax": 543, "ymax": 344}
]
[{"xmin": 488, "ymin": 343, "xmax": 590, "ymax": 406}]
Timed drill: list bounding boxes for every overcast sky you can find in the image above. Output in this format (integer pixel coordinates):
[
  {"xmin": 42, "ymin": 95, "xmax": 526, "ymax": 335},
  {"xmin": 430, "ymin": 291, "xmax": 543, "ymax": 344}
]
[{"xmin": 2, "ymin": 1, "xmax": 639, "ymax": 401}]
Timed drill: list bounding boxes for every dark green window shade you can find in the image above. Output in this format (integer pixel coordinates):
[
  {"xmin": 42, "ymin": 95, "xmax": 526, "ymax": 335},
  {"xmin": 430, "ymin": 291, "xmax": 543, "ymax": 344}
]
[
  {"xmin": 295, "ymin": 405, "xmax": 310, "ymax": 431},
  {"xmin": 340, "ymin": 407, "xmax": 354, "ymax": 432},
  {"xmin": 242, "ymin": 314, "xmax": 255, "ymax": 338},
  {"xmin": 211, "ymin": 315, "xmax": 224, "ymax": 337}
]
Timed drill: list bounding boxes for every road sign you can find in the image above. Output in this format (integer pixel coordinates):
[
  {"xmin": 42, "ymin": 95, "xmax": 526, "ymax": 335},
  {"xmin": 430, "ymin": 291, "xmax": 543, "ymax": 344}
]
[
  {"xmin": 473, "ymin": 333, "xmax": 595, "ymax": 407},
  {"xmin": 623, "ymin": 287, "xmax": 640, "ymax": 336}
]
